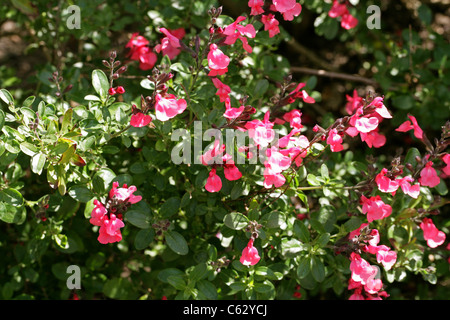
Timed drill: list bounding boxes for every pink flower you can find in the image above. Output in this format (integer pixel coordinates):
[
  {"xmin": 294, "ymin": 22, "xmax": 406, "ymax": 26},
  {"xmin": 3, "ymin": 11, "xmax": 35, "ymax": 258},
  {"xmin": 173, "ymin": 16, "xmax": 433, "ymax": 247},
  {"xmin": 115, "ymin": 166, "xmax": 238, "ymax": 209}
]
[
  {"xmin": 419, "ymin": 161, "xmax": 440, "ymax": 187},
  {"xmin": 375, "ymin": 168, "xmax": 399, "ymax": 193},
  {"xmin": 348, "ymin": 222, "xmax": 370, "ymax": 241},
  {"xmin": 360, "ymin": 195, "xmax": 392, "ymax": 222},
  {"xmin": 155, "ymin": 28, "xmax": 185, "ymax": 60},
  {"xmin": 397, "ymin": 176, "xmax": 421, "ymax": 198},
  {"xmin": 223, "ymin": 16, "xmax": 256, "ymax": 53},
  {"xmin": 368, "ymin": 96, "xmax": 392, "ymax": 119},
  {"xmin": 442, "ymin": 154, "xmax": 450, "ymax": 176},
  {"xmin": 109, "ymin": 181, "xmax": 142, "ymax": 204},
  {"xmin": 345, "ymin": 90, "xmax": 363, "ymax": 115},
  {"xmin": 279, "ymin": 133, "xmax": 309, "ymax": 167},
  {"xmin": 420, "ymin": 217, "xmax": 446, "ymax": 248},
  {"xmin": 211, "ymin": 78, "xmax": 231, "ymax": 103},
  {"xmin": 349, "ymin": 253, "xmax": 378, "ymax": 286},
  {"xmin": 224, "ymin": 163, "xmax": 242, "ymax": 181},
  {"xmin": 272, "ymin": 0, "xmax": 302, "ymax": 21},
  {"xmin": 154, "ymin": 93, "xmax": 187, "ymax": 122},
  {"xmin": 90, "ymin": 182, "xmax": 142, "ymax": 244},
  {"xmin": 261, "ymin": 14, "xmax": 280, "ymax": 37},
  {"xmin": 248, "ymin": 0, "xmax": 264, "ymax": 15},
  {"xmin": 328, "ymin": 0, "xmax": 347, "ymax": 18},
  {"xmin": 208, "ymin": 44, "xmax": 230, "ymax": 76},
  {"xmin": 328, "ymin": 0, "xmax": 358, "ymax": 29},
  {"xmin": 326, "ymin": 128, "xmax": 344, "ymax": 152},
  {"xmin": 126, "ymin": 33, "xmax": 150, "ymax": 60},
  {"xmin": 287, "ymin": 83, "xmax": 315, "ymax": 104},
  {"xmin": 395, "ymin": 114, "xmax": 424, "ymax": 139},
  {"xmin": 205, "ymin": 168, "xmax": 222, "ymax": 193},
  {"xmin": 245, "ymin": 111, "xmax": 276, "ymax": 148},
  {"xmin": 266, "ymin": 147, "xmax": 291, "ymax": 173},
  {"xmin": 98, "ymin": 214, "xmax": 125, "ymax": 244},
  {"xmin": 223, "ymin": 98, "xmax": 245, "ymax": 120},
  {"xmin": 340, "ymin": 13, "xmax": 358, "ymax": 29},
  {"xmin": 375, "ymin": 246, "xmax": 397, "ymax": 270},
  {"xmin": 125, "ymin": 33, "xmax": 157, "ymax": 70},
  {"xmin": 135, "ymin": 46, "xmax": 158, "ymax": 70},
  {"xmin": 263, "ymin": 163, "xmax": 286, "ymax": 188},
  {"xmin": 359, "ymin": 130, "xmax": 386, "ymax": 148},
  {"xmin": 240, "ymin": 239, "xmax": 261, "ymax": 266},
  {"xmin": 349, "ymin": 290, "xmax": 365, "ymax": 300},
  {"xmin": 130, "ymin": 112, "xmax": 152, "ymax": 128},
  {"xmin": 90, "ymin": 200, "xmax": 107, "ymax": 226},
  {"xmin": 364, "ymin": 278, "xmax": 383, "ymax": 295},
  {"xmin": 200, "ymin": 140, "xmax": 226, "ymax": 166},
  {"xmin": 222, "ymin": 154, "xmax": 242, "ymax": 181},
  {"xmin": 355, "ymin": 117, "xmax": 379, "ymax": 133}
]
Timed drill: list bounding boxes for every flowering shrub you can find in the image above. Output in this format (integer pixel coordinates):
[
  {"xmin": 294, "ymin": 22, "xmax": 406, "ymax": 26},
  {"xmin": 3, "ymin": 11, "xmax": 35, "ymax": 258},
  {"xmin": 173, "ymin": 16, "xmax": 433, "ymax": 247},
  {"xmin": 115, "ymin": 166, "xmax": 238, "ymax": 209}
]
[{"xmin": 0, "ymin": 0, "xmax": 449, "ymax": 300}]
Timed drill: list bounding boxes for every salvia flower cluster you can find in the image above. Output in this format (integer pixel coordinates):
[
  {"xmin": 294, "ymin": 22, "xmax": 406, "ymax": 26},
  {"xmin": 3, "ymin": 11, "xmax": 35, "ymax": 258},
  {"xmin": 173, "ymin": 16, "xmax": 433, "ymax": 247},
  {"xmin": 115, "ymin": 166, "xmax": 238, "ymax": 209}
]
[{"xmin": 79, "ymin": 1, "xmax": 450, "ymax": 301}]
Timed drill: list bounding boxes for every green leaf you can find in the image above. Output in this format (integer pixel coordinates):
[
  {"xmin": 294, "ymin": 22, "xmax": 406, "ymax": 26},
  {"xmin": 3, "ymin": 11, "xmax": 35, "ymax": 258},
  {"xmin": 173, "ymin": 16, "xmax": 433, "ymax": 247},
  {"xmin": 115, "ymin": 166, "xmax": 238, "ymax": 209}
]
[
  {"xmin": 61, "ymin": 108, "xmax": 73, "ymax": 133},
  {"xmin": 418, "ymin": 4, "xmax": 432, "ymax": 25},
  {"xmin": 31, "ymin": 152, "xmax": 46, "ymax": 175},
  {"xmin": 197, "ymin": 280, "xmax": 217, "ymax": 300},
  {"xmin": 261, "ymin": 211, "xmax": 286, "ymax": 229},
  {"xmin": 134, "ymin": 228, "xmax": 155, "ymax": 250},
  {"xmin": 0, "ymin": 202, "xmax": 26, "ymax": 224},
  {"xmin": 223, "ymin": 212, "xmax": 249, "ymax": 230},
  {"xmin": 19, "ymin": 141, "xmax": 38, "ymax": 157},
  {"xmin": 297, "ymin": 256, "xmax": 311, "ymax": 279},
  {"xmin": 157, "ymin": 268, "xmax": 184, "ymax": 283},
  {"xmin": 189, "ymin": 263, "xmax": 208, "ymax": 282},
  {"xmin": 320, "ymin": 163, "xmax": 329, "ymax": 180},
  {"xmin": 58, "ymin": 144, "xmax": 76, "ymax": 165},
  {"xmin": 307, "ymin": 174, "xmax": 321, "ymax": 186},
  {"xmin": 310, "ymin": 256, "xmax": 325, "ymax": 282},
  {"xmin": 92, "ymin": 69, "xmax": 109, "ymax": 102},
  {"xmin": 22, "ymin": 95, "xmax": 35, "ymax": 108},
  {"xmin": 404, "ymin": 148, "xmax": 421, "ymax": 168},
  {"xmin": 280, "ymin": 238, "xmax": 306, "ymax": 257},
  {"xmin": 0, "ymin": 89, "xmax": 14, "ymax": 106},
  {"xmin": 344, "ymin": 217, "xmax": 362, "ymax": 232},
  {"xmin": 68, "ymin": 185, "xmax": 94, "ymax": 203},
  {"xmin": 160, "ymin": 197, "xmax": 181, "ymax": 219},
  {"xmin": 125, "ymin": 210, "xmax": 152, "ymax": 229},
  {"xmin": 0, "ymin": 109, "xmax": 5, "ymax": 132},
  {"xmin": 314, "ymin": 233, "xmax": 330, "ymax": 248},
  {"xmin": 254, "ymin": 280, "xmax": 274, "ymax": 294},
  {"xmin": 167, "ymin": 275, "xmax": 186, "ymax": 290},
  {"xmin": 0, "ymin": 188, "xmax": 24, "ymax": 207},
  {"xmin": 165, "ymin": 230, "xmax": 189, "ymax": 255},
  {"xmin": 230, "ymin": 182, "xmax": 244, "ymax": 200},
  {"xmin": 92, "ymin": 168, "xmax": 116, "ymax": 194},
  {"xmin": 253, "ymin": 79, "xmax": 269, "ymax": 98},
  {"xmin": 293, "ymin": 220, "xmax": 310, "ymax": 243}
]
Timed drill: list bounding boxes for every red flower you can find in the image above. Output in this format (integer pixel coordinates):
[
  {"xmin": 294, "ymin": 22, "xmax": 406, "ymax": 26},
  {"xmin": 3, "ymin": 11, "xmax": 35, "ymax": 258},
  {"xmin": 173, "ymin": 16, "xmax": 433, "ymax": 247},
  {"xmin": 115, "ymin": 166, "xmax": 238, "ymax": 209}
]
[
  {"xmin": 419, "ymin": 161, "xmax": 440, "ymax": 188},
  {"xmin": 207, "ymin": 44, "xmax": 230, "ymax": 76},
  {"xmin": 420, "ymin": 217, "xmax": 446, "ymax": 248},
  {"xmin": 395, "ymin": 114, "xmax": 424, "ymax": 139},
  {"xmin": 240, "ymin": 239, "xmax": 261, "ymax": 266}
]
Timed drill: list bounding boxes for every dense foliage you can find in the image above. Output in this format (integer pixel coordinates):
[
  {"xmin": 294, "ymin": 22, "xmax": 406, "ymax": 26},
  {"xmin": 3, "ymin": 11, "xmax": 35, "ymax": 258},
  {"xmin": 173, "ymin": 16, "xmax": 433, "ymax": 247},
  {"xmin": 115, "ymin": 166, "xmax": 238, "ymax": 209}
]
[{"xmin": 0, "ymin": 0, "xmax": 449, "ymax": 300}]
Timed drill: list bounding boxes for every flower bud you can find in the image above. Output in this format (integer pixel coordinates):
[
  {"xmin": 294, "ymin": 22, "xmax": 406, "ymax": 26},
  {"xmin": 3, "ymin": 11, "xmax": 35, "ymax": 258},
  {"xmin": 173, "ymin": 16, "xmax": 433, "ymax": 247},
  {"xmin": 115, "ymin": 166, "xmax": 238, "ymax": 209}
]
[
  {"xmin": 62, "ymin": 84, "xmax": 72, "ymax": 93},
  {"xmin": 118, "ymin": 66, "xmax": 128, "ymax": 74},
  {"xmin": 116, "ymin": 86, "xmax": 125, "ymax": 94}
]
